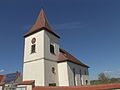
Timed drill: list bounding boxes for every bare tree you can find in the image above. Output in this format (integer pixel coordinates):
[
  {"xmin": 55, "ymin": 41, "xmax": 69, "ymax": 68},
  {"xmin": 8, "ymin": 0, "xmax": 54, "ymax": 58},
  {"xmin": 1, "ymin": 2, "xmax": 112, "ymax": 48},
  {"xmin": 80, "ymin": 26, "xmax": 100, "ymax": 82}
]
[{"xmin": 98, "ymin": 72, "xmax": 109, "ymax": 82}]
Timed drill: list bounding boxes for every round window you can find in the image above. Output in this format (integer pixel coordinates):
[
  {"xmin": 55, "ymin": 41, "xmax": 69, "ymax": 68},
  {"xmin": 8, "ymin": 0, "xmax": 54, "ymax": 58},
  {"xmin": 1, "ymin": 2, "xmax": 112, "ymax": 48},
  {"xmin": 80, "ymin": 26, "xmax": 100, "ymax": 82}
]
[{"xmin": 31, "ymin": 38, "xmax": 36, "ymax": 44}]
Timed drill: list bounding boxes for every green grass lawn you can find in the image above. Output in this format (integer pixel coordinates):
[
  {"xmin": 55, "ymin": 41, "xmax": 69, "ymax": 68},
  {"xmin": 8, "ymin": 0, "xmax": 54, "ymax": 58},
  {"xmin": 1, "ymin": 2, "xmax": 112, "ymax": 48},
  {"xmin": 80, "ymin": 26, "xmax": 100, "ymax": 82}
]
[{"xmin": 91, "ymin": 80, "xmax": 120, "ymax": 85}]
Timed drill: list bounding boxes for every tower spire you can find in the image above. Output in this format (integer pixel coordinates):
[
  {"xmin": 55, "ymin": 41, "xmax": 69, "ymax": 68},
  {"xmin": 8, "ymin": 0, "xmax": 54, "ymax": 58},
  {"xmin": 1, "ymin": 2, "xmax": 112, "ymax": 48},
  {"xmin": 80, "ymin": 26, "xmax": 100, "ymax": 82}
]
[
  {"xmin": 33, "ymin": 9, "xmax": 53, "ymax": 31},
  {"xmin": 24, "ymin": 9, "xmax": 60, "ymax": 38}
]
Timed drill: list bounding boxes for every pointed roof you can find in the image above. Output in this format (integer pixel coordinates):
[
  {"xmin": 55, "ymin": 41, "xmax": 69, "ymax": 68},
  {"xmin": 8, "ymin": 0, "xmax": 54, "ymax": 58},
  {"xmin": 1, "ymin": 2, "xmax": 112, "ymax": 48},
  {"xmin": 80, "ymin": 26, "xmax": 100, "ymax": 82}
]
[{"xmin": 24, "ymin": 9, "xmax": 60, "ymax": 38}]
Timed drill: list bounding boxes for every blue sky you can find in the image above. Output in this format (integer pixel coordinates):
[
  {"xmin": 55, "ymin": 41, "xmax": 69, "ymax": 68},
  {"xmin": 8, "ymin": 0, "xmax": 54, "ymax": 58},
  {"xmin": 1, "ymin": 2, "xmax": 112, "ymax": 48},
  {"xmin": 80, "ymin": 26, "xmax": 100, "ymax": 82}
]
[{"xmin": 0, "ymin": 0, "xmax": 120, "ymax": 80}]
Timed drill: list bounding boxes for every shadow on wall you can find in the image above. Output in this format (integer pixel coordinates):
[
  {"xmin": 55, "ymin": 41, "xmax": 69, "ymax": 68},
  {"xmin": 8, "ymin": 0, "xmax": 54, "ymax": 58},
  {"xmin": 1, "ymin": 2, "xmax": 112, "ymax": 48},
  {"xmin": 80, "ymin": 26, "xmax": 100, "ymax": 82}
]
[{"xmin": 68, "ymin": 62, "xmax": 89, "ymax": 86}]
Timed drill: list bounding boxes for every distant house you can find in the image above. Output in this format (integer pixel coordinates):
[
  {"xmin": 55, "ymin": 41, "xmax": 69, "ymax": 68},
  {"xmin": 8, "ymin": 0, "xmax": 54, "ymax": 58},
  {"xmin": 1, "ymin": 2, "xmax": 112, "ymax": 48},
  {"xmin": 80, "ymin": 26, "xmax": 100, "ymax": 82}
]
[
  {"xmin": 0, "ymin": 72, "xmax": 22, "ymax": 84},
  {"xmin": 0, "ymin": 72, "xmax": 22, "ymax": 89},
  {"xmin": 23, "ymin": 9, "xmax": 90, "ymax": 86}
]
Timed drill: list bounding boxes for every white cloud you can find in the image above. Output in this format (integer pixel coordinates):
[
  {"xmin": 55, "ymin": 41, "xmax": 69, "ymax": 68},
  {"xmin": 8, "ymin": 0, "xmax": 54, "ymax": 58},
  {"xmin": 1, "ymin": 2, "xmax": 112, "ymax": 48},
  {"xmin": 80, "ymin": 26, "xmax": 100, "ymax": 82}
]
[
  {"xmin": 52, "ymin": 22, "xmax": 83, "ymax": 30},
  {"xmin": 103, "ymin": 71, "xmax": 113, "ymax": 73},
  {"xmin": 0, "ymin": 69, "xmax": 5, "ymax": 72},
  {"xmin": 115, "ymin": 69, "xmax": 120, "ymax": 77}
]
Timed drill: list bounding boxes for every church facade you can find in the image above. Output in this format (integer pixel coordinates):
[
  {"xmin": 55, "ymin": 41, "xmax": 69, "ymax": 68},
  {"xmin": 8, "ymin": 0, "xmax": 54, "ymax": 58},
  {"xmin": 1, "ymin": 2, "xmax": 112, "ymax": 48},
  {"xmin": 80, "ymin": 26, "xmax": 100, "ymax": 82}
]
[{"xmin": 23, "ymin": 9, "xmax": 90, "ymax": 86}]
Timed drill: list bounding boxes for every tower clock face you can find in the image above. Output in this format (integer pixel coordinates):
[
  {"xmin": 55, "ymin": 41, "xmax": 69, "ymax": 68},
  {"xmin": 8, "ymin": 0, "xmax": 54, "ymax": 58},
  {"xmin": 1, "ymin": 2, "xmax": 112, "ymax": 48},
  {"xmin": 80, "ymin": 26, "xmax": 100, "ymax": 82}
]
[{"xmin": 31, "ymin": 38, "xmax": 36, "ymax": 44}]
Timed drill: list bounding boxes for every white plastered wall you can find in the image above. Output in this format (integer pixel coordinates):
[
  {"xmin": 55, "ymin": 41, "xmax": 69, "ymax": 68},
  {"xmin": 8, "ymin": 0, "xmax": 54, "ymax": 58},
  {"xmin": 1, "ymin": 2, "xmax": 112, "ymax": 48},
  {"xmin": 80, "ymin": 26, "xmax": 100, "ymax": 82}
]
[
  {"xmin": 58, "ymin": 61, "xmax": 90, "ymax": 86},
  {"xmin": 23, "ymin": 30, "xmax": 45, "ymax": 86},
  {"xmin": 67, "ymin": 61, "xmax": 90, "ymax": 86},
  {"xmin": 23, "ymin": 30, "xmax": 44, "ymax": 62},
  {"xmin": 0, "ymin": 86, "xmax": 3, "ymax": 90},
  {"xmin": 58, "ymin": 62, "xmax": 69, "ymax": 86},
  {"xmin": 23, "ymin": 30, "xmax": 60, "ymax": 86},
  {"xmin": 23, "ymin": 59, "xmax": 44, "ymax": 86},
  {"xmin": 44, "ymin": 30, "xmax": 59, "ymax": 61},
  {"xmin": 44, "ymin": 30, "xmax": 59, "ymax": 86},
  {"xmin": 44, "ymin": 60, "xmax": 59, "ymax": 86}
]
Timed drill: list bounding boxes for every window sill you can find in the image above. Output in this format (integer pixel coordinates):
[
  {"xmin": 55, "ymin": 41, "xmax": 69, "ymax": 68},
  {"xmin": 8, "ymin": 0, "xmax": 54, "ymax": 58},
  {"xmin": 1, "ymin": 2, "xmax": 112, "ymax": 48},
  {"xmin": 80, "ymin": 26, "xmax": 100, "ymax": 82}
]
[
  {"xmin": 30, "ymin": 52, "xmax": 36, "ymax": 54},
  {"xmin": 50, "ymin": 52, "xmax": 56, "ymax": 55}
]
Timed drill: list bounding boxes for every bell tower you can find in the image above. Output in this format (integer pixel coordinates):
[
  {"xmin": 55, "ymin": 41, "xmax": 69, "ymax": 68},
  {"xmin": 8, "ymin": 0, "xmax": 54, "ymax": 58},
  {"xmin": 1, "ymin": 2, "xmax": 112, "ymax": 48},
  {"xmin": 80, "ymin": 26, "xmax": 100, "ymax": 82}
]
[{"xmin": 23, "ymin": 9, "xmax": 60, "ymax": 86}]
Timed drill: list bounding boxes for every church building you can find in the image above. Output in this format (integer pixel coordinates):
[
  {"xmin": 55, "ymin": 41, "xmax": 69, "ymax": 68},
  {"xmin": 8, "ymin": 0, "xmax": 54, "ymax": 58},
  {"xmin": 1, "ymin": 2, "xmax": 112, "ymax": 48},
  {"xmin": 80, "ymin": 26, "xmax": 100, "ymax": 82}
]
[{"xmin": 23, "ymin": 9, "xmax": 90, "ymax": 86}]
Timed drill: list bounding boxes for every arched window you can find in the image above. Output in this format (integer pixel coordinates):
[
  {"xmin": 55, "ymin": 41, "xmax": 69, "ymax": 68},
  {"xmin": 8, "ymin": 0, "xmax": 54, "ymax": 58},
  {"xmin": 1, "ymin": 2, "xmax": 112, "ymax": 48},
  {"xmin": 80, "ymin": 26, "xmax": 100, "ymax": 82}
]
[
  {"xmin": 31, "ymin": 38, "xmax": 36, "ymax": 53},
  {"xmin": 80, "ymin": 70, "xmax": 82, "ymax": 85},
  {"xmin": 50, "ymin": 44, "xmax": 55, "ymax": 54},
  {"xmin": 86, "ymin": 80, "xmax": 88, "ymax": 85},
  {"xmin": 73, "ymin": 68, "xmax": 76, "ymax": 86},
  {"xmin": 52, "ymin": 67, "xmax": 55, "ymax": 74},
  {"xmin": 31, "ymin": 44, "xmax": 36, "ymax": 53},
  {"xmin": 85, "ymin": 70, "xmax": 87, "ymax": 75}
]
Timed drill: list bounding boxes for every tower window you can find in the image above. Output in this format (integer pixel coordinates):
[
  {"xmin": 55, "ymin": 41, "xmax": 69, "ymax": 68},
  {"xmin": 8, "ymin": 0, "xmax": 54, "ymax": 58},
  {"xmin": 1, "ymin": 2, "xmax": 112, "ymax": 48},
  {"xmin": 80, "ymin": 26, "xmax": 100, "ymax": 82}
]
[
  {"xmin": 50, "ymin": 44, "xmax": 55, "ymax": 54},
  {"xmin": 31, "ymin": 44, "xmax": 36, "ymax": 53}
]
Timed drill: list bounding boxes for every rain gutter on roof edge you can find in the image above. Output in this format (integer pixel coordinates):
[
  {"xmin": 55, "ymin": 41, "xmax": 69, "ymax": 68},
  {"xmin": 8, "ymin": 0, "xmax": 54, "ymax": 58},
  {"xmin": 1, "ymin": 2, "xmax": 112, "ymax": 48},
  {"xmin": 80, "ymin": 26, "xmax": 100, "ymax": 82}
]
[
  {"xmin": 24, "ymin": 27, "xmax": 60, "ymax": 38},
  {"xmin": 57, "ymin": 60, "xmax": 90, "ymax": 68}
]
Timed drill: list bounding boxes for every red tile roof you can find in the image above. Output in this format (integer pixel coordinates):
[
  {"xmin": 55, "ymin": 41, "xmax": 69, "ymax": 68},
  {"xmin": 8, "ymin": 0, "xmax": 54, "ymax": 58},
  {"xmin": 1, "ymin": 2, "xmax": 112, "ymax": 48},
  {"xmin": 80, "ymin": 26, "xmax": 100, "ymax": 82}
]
[
  {"xmin": 0, "ymin": 75, "xmax": 6, "ymax": 83},
  {"xmin": 24, "ymin": 9, "xmax": 60, "ymax": 38},
  {"xmin": 33, "ymin": 83, "xmax": 120, "ymax": 90},
  {"xmin": 0, "ymin": 75, "xmax": 4, "ymax": 82},
  {"xmin": 0, "ymin": 82, "xmax": 5, "ymax": 86},
  {"xmin": 17, "ymin": 80, "xmax": 35, "ymax": 85},
  {"xmin": 58, "ymin": 49, "xmax": 89, "ymax": 68}
]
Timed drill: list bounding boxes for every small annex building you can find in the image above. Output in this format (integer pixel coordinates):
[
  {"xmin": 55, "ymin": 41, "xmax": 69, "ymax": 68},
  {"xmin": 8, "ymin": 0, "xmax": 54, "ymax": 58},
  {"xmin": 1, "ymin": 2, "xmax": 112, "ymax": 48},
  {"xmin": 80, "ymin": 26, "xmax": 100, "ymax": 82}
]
[{"xmin": 23, "ymin": 9, "xmax": 90, "ymax": 86}]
